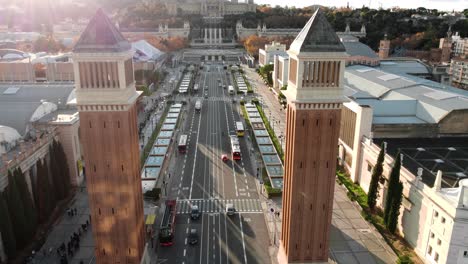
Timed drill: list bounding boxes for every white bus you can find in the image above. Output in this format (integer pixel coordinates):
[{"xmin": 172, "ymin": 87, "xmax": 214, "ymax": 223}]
[
  {"xmin": 195, "ymin": 100, "xmax": 202, "ymax": 112},
  {"xmin": 178, "ymin": 135, "xmax": 188, "ymax": 153},
  {"xmin": 230, "ymin": 135, "xmax": 241, "ymax": 160},
  {"xmin": 228, "ymin": 85, "xmax": 234, "ymax": 95}
]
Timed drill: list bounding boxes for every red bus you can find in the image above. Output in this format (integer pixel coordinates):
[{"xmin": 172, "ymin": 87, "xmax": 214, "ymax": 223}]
[
  {"xmin": 230, "ymin": 135, "xmax": 241, "ymax": 160},
  {"xmin": 159, "ymin": 200, "xmax": 176, "ymax": 246},
  {"xmin": 178, "ymin": 135, "xmax": 188, "ymax": 153}
]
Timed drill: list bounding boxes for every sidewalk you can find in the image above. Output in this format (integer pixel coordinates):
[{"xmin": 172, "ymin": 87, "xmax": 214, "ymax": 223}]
[{"xmin": 242, "ymin": 64, "xmax": 397, "ymax": 264}]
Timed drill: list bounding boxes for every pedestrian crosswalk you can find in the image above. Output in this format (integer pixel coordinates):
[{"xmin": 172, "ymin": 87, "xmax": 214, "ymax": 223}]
[
  {"xmin": 176, "ymin": 199, "xmax": 262, "ymax": 214},
  {"xmin": 192, "ymin": 96, "xmax": 233, "ymax": 102}
]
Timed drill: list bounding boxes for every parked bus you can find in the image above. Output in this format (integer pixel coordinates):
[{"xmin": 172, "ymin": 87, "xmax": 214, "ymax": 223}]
[
  {"xmin": 235, "ymin": 121, "xmax": 244, "ymax": 137},
  {"xmin": 178, "ymin": 135, "xmax": 188, "ymax": 153},
  {"xmin": 159, "ymin": 200, "xmax": 176, "ymax": 246},
  {"xmin": 195, "ymin": 100, "xmax": 202, "ymax": 112},
  {"xmin": 228, "ymin": 85, "xmax": 234, "ymax": 95},
  {"xmin": 230, "ymin": 135, "xmax": 241, "ymax": 160}
]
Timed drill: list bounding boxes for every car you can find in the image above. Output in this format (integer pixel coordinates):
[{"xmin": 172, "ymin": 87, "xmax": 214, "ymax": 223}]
[
  {"xmin": 204, "ymin": 93, "xmax": 208, "ymax": 99},
  {"xmin": 191, "ymin": 205, "xmax": 200, "ymax": 220},
  {"xmin": 221, "ymin": 154, "xmax": 228, "ymax": 162},
  {"xmin": 226, "ymin": 203, "xmax": 235, "ymax": 216},
  {"xmin": 188, "ymin": 229, "xmax": 198, "ymax": 245}
]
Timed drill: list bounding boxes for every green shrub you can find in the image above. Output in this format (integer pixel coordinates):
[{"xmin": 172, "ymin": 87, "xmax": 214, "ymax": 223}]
[
  {"xmin": 240, "ymin": 100, "xmax": 245, "ymax": 105},
  {"xmin": 144, "ymin": 187, "xmax": 161, "ymax": 200},
  {"xmin": 397, "ymin": 255, "xmax": 413, "ymax": 264}
]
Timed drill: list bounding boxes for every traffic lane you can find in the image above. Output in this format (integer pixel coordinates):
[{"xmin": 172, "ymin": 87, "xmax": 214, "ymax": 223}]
[
  {"xmin": 184, "ymin": 214, "xmax": 203, "ymax": 264},
  {"xmin": 231, "ymin": 103, "xmax": 260, "ymax": 200},
  {"xmin": 190, "ymin": 99, "xmax": 215, "ymax": 200},
  {"xmin": 157, "ymin": 214, "xmax": 196, "ymax": 262},
  {"xmin": 224, "ymin": 212, "xmax": 248, "ymax": 264},
  {"xmin": 178, "ymin": 101, "xmax": 203, "ymax": 200},
  {"xmin": 242, "ymin": 213, "xmax": 272, "ymax": 264},
  {"xmin": 200, "ymin": 213, "xmax": 225, "ymax": 264}
]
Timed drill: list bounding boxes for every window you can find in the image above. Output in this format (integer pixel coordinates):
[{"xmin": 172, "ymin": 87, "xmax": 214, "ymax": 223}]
[
  {"xmin": 367, "ymin": 163, "xmax": 373, "ymax": 172},
  {"xmin": 428, "ymin": 246, "xmax": 433, "ymax": 255},
  {"xmin": 441, "ymin": 217, "xmax": 446, "ymax": 223},
  {"xmin": 437, "ymin": 239, "xmax": 441, "ymax": 246},
  {"xmin": 434, "ymin": 211, "xmax": 439, "ymax": 218},
  {"xmin": 430, "ymin": 232, "xmax": 435, "ymax": 238},
  {"xmin": 434, "ymin": 252, "xmax": 439, "ymax": 262}
]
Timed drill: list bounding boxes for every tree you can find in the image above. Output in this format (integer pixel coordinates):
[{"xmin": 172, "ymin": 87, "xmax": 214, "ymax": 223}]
[
  {"xmin": 387, "ymin": 181, "xmax": 403, "ymax": 234},
  {"xmin": 0, "ymin": 191, "xmax": 16, "ymax": 258},
  {"xmin": 384, "ymin": 152, "xmax": 402, "ymax": 225},
  {"xmin": 14, "ymin": 168, "xmax": 37, "ymax": 239},
  {"xmin": 32, "ymin": 36, "xmax": 65, "ymax": 53},
  {"xmin": 367, "ymin": 142, "xmax": 385, "ymax": 210},
  {"xmin": 242, "ymin": 35, "xmax": 270, "ymax": 57},
  {"xmin": 5, "ymin": 171, "xmax": 28, "ymax": 248}
]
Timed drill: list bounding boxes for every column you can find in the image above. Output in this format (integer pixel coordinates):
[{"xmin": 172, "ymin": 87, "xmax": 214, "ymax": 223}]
[
  {"xmin": 204, "ymin": 28, "xmax": 208, "ymax": 44},
  {"xmin": 214, "ymin": 27, "xmax": 217, "ymax": 44},
  {"xmin": 219, "ymin": 28, "xmax": 222, "ymax": 44},
  {"xmin": 209, "ymin": 28, "xmax": 212, "ymax": 44}
]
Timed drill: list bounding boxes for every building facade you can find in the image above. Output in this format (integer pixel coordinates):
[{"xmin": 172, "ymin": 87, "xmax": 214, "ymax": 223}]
[
  {"xmin": 72, "ymin": 9, "xmax": 145, "ymax": 263},
  {"xmin": 450, "ymin": 57, "xmax": 468, "ymax": 90},
  {"xmin": 272, "ymin": 54, "xmax": 289, "ymax": 89},
  {"xmin": 278, "ymin": 9, "xmax": 347, "ymax": 263},
  {"xmin": 161, "ymin": 0, "xmax": 256, "ymax": 17},
  {"xmin": 259, "ymin": 41, "xmax": 287, "ymax": 66}
]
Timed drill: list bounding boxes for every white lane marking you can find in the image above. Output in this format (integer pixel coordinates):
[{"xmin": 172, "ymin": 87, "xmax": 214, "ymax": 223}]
[
  {"xmin": 185, "ymin": 238, "xmax": 187, "ymax": 245},
  {"xmin": 183, "ymin": 249, "xmax": 186, "ymax": 257},
  {"xmin": 199, "ymin": 214, "xmax": 205, "ymax": 264},
  {"xmin": 189, "ymin": 77, "xmax": 204, "ymax": 200},
  {"xmin": 239, "ymin": 213, "xmax": 248, "ymax": 264},
  {"xmin": 186, "ymin": 227, "xmax": 189, "ymax": 234}
]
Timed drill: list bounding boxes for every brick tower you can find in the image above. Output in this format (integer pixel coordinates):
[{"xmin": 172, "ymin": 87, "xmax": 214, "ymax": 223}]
[
  {"xmin": 278, "ymin": 9, "xmax": 347, "ymax": 263},
  {"xmin": 379, "ymin": 34, "xmax": 390, "ymax": 59},
  {"xmin": 72, "ymin": 9, "xmax": 145, "ymax": 263}
]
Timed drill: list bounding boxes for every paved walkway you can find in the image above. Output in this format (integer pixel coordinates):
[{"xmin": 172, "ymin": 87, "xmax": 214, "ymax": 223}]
[{"xmin": 242, "ymin": 64, "xmax": 397, "ymax": 264}]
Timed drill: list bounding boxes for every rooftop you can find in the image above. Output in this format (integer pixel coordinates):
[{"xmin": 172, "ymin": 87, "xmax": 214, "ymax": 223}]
[
  {"xmin": 374, "ymin": 137, "xmax": 468, "ymax": 189},
  {"xmin": 344, "ymin": 65, "xmax": 468, "ymax": 124},
  {"xmin": 0, "ymin": 84, "xmax": 75, "ymax": 136}
]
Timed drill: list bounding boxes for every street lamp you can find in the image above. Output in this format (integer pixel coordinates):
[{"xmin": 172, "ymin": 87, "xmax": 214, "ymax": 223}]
[
  {"xmin": 269, "ymin": 205, "xmax": 278, "ymax": 246},
  {"xmin": 279, "ymin": 133, "xmax": 284, "ymax": 150}
]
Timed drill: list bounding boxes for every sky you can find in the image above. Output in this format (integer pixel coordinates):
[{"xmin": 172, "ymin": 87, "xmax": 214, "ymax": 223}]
[{"xmin": 254, "ymin": 0, "xmax": 468, "ymax": 11}]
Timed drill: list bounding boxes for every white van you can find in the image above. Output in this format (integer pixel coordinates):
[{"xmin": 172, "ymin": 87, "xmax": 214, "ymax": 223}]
[
  {"xmin": 228, "ymin": 85, "xmax": 234, "ymax": 95},
  {"xmin": 194, "ymin": 84, "xmax": 199, "ymax": 92},
  {"xmin": 195, "ymin": 100, "xmax": 202, "ymax": 112}
]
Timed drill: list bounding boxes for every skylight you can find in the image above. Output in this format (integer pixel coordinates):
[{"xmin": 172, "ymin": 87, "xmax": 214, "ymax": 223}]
[
  {"xmin": 378, "ymin": 74, "xmax": 400, "ymax": 81},
  {"xmin": 424, "ymin": 90, "xmax": 458, "ymax": 100},
  {"xmin": 3, "ymin": 87, "xmax": 20, "ymax": 95},
  {"xmin": 356, "ymin": 68, "xmax": 374, "ymax": 73}
]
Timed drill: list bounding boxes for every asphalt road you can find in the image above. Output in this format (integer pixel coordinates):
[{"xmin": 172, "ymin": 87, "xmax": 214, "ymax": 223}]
[{"xmin": 158, "ymin": 63, "xmax": 271, "ymax": 264}]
